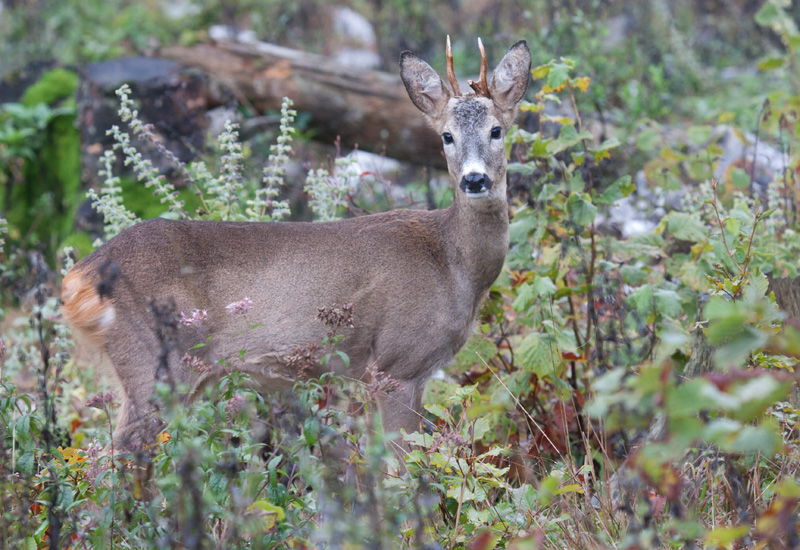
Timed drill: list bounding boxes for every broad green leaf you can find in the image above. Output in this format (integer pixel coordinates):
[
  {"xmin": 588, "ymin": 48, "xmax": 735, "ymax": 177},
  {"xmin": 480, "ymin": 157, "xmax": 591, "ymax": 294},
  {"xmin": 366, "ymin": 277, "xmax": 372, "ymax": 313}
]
[
  {"xmin": 546, "ymin": 125, "xmax": 592, "ymax": 154},
  {"xmin": 705, "ymin": 526, "xmax": 749, "ymax": 546},
  {"xmin": 424, "ymin": 404, "xmax": 453, "ymax": 424},
  {"xmin": 532, "ymin": 276, "xmax": 557, "ymax": 299},
  {"xmin": 513, "ymin": 282, "xmax": 537, "ymax": 311},
  {"xmin": 620, "ymin": 265, "xmax": 649, "ymax": 286},
  {"xmin": 636, "ymin": 128, "xmax": 661, "ymax": 152},
  {"xmin": 666, "ymin": 379, "xmax": 708, "ymax": 418},
  {"xmin": 596, "ymin": 175, "xmax": 634, "ymax": 205},
  {"xmin": 754, "ymin": 2, "xmax": 780, "ymax": 26},
  {"xmin": 731, "ymin": 376, "xmax": 791, "ymax": 421},
  {"xmin": 654, "ymin": 289, "xmax": 682, "ymax": 318},
  {"xmin": 531, "ymin": 64, "xmax": 551, "ymax": 80},
  {"xmin": 626, "ymin": 284, "xmax": 654, "ymax": 314},
  {"xmin": 16, "ymin": 452, "xmax": 35, "ymax": 475},
  {"xmin": 668, "ymin": 212, "xmax": 708, "ymax": 242},
  {"xmin": 546, "ymin": 63, "xmax": 571, "ymax": 90},
  {"xmin": 566, "ymin": 192, "xmax": 597, "ymax": 226},
  {"xmin": 470, "ymin": 417, "xmax": 491, "ymax": 442},
  {"xmin": 402, "ymin": 430, "xmax": 435, "ymax": 447},
  {"xmin": 518, "ymin": 332, "xmax": 556, "ymax": 377},
  {"xmin": 509, "ymin": 210, "xmax": 537, "ymax": 243},
  {"xmin": 247, "ymin": 499, "xmax": 285, "ymax": 532},
  {"xmin": 507, "ymin": 162, "xmax": 536, "ymax": 176},
  {"xmin": 687, "ymin": 125, "xmax": 712, "ymax": 146}
]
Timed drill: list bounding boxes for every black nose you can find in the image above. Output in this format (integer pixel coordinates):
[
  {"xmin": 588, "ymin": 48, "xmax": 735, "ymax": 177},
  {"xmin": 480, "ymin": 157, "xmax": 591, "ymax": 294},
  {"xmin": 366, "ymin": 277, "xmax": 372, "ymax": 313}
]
[{"xmin": 459, "ymin": 173, "xmax": 492, "ymax": 194}]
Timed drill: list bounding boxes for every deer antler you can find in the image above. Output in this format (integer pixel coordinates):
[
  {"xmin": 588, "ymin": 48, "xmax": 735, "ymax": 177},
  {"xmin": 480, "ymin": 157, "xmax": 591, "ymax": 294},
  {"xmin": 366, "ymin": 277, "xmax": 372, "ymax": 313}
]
[
  {"xmin": 446, "ymin": 35, "xmax": 462, "ymax": 96},
  {"xmin": 468, "ymin": 37, "xmax": 491, "ymax": 98}
]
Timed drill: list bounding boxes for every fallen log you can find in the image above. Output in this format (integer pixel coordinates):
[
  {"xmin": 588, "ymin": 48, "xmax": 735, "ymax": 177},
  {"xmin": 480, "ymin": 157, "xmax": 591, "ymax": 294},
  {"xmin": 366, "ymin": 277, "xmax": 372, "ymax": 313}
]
[{"xmin": 160, "ymin": 40, "xmax": 446, "ymax": 167}]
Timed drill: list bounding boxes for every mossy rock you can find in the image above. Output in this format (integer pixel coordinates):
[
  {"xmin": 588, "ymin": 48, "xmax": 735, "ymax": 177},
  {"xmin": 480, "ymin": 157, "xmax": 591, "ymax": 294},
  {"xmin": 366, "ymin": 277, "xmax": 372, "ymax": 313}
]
[{"xmin": 21, "ymin": 68, "xmax": 78, "ymax": 106}]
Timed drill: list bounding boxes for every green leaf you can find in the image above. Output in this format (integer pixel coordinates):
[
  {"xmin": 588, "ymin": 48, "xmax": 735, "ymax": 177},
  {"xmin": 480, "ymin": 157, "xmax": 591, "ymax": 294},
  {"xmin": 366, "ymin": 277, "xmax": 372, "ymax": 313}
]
[
  {"xmin": 687, "ymin": 125, "xmax": 712, "ymax": 146},
  {"xmin": 518, "ymin": 333, "xmax": 556, "ymax": 377},
  {"xmin": 531, "ymin": 64, "xmax": 551, "ymax": 80},
  {"xmin": 546, "ymin": 63, "xmax": 571, "ymax": 89},
  {"xmin": 507, "ymin": 162, "xmax": 536, "ymax": 176},
  {"xmin": 754, "ymin": 2, "xmax": 780, "ymax": 27},
  {"xmin": 303, "ymin": 417, "xmax": 319, "ymax": 446},
  {"xmin": 668, "ymin": 212, "xmax": 709, "ymax": 242},
  {"xmin": 636, "ymin": 128, "xmax": 661, "ymax": 152},
  {"xmin": 757, "ymin": 56, "xmax": 785, "ymax": 71},
  {"xmin": 402, "ymin": 430, "xmax": 435, "ymax": 447},
  {"xmin": 595, "ymin": 175, "xmax": 634, "ymax": 205},
  {"xmin": 532, "ymin": 276, "xmax": 557, "ymax": 299},
  {"xmin": 554, "ymin": 483, "xmax": 584, "ymax": 495},
  {"xmin": 705, "ymin": 526, "xmax": 750, "ymax": 546},
  {"xmin": 620, "ymin": 265, "xmax": 649, "ymax": 286},
  {"xmin": 546, "ymin": 125, "xmax": 592, "ymax": 154},
  {"xmin": 566, "ymin": 192, "xmax": 597, "ymax": 226},
  {"xmin": 209, "ymin": 471, "xmax": 228, "ymax": 497},
  {"xmin": 424, "ymin": 404, "xmax": 453, "ymax": 424},
  {"xmin": 509, "ymin": 209, "xmax": 537, "ymax": 242},
  {"xmin": 247, "ymin": 499, "xmax": 286, "ymax": 531},
  {"xmin": 16, "ymin": 452, "xmax": 35, "ymax": 475},
  {"xmin": 470, "ymin": 417, "xmax": 491, "ymax": 442},
  {"xmin": 654, "ymin": 289, "xmax": 682, "ymax": 318},
  {"xmin": 513, "ymin": 282, "xmax": 537, "ymax": 311},
  {"xmin": 731, "ymin": 376, "xmax": 791, "ymax": 421},
  {"xmin": 626, "ymin": 284, "xmax": 654, "ymax": 314},
  {"xmin": 666, "ymin": 379, "xmax": 707, "ymax": 418}
]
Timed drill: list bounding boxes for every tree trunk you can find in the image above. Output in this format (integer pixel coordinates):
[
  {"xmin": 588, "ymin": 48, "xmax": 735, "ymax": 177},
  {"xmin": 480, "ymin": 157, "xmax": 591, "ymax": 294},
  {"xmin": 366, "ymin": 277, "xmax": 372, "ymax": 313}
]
[
  {"xmin": 767, "ymin": 274, "xmax": 800, "ymax": 407},
  {"xmin": 159, "ymin": 41, "xmax": 445, "ymax": 168}
]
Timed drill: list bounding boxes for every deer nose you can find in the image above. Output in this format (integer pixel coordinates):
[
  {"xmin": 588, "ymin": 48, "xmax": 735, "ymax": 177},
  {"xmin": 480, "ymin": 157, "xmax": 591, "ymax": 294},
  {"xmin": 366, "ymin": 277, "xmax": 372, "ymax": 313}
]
[{"xmin": 460, "ymin": 172, "xmax": 493, "ymax": 194}]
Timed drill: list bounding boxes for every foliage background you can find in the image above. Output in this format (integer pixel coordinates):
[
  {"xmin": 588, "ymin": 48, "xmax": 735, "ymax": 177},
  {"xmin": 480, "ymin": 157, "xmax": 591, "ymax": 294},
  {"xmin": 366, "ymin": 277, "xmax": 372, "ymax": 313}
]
[{"xmin": 1, "ymin": 0, "xmax": 800, "ymax": 548}]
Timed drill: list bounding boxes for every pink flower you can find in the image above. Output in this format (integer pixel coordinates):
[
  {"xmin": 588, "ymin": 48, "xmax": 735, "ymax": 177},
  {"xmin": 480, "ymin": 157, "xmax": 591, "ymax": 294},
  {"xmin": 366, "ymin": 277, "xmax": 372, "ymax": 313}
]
[
  {"xmin": 86, "ymin": 391, "xmax": 118, "ymax": 410},
  {"xmin": 180, "ymin": 309, "xmax": 207, "ymax": 327},
  {"xmin": 226, "ymin": 297, "xmax": 253, "ymax": 315},
  {"xmin": 181, "ymin": 353, "xmax": 213, "ymax": 373},
  {"xmin": 225, "ymin": 394, "xmax": 246, "ymax": 419}
]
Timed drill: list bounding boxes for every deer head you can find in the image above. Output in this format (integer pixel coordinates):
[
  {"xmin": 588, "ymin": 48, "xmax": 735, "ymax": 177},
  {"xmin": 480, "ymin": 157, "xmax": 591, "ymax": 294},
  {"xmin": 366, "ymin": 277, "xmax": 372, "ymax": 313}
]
[{"xmin": 400, "ymin": 37, "xmax": 531, "ymax": 205}]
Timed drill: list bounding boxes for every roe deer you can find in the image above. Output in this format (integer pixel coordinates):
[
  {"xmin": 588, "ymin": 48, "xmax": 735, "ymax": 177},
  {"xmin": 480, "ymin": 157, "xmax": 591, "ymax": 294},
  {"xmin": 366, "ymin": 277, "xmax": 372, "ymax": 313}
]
[{"xmin": 61, "ymin": 37, "xmax": 531, "ymax": 451}]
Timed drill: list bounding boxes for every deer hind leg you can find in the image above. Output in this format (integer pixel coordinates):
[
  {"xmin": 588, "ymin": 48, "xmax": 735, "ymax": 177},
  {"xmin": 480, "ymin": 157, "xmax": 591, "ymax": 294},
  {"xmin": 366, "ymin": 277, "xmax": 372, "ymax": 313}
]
[{"xmin": 103, "ymin": 325, "xmax": 171, "ymax": 449}]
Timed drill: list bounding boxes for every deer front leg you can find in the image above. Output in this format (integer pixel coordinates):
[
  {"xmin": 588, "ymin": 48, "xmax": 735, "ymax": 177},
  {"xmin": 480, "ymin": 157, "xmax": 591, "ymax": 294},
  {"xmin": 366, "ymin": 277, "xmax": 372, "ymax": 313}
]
[{"xmin": 376, "ymin": 378, "xmax": 425, "ymax": 459}]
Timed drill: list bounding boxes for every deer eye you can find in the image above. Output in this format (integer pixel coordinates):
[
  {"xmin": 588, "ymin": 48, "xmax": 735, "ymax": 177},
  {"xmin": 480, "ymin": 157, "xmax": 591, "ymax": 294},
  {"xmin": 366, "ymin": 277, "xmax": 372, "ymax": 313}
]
[
  {"xmin": 491, "ymin": 126, "xmax": 502, "ymax": 140},
  {"xmin": 442, "ymin": 132, "xmax": 454, "ymax": 144}
]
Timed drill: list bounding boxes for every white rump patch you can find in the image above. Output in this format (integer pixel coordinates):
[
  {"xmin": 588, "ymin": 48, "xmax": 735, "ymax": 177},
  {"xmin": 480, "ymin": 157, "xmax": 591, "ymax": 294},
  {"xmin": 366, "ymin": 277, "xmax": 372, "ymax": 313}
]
[{"xmin": 99, "ymin": 305, "xmax": 116, "ymax": 328}]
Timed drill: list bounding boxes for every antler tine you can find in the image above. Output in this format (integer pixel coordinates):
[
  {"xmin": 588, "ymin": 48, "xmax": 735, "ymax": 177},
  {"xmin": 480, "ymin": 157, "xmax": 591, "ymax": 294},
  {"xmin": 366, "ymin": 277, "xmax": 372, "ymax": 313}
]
[
  {"xmin": 446, "ymin": 35, "xmax": 462, "ymax": 96},
  {"xmin": 468, "ymin": 37, "xmax": 491, "ymax": 98}
]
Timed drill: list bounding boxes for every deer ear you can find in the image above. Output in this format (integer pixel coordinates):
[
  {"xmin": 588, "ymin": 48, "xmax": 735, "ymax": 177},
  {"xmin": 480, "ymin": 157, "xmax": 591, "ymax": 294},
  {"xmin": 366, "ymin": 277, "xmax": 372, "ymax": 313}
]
[
  {"xmin": 400, "ymin": 51, "xmax": 452, "ymax": 119},
  {"xmin": 489, "ymin": 40, "xmax": 531, "ymax": 115}
]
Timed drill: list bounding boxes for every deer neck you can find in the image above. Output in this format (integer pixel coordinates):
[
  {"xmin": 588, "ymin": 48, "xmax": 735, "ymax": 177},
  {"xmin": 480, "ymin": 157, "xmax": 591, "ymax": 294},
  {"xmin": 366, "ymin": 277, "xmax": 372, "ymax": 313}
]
[{"xmin": 445, "ymin": 185, "xmax": 509, "ymax": 293}]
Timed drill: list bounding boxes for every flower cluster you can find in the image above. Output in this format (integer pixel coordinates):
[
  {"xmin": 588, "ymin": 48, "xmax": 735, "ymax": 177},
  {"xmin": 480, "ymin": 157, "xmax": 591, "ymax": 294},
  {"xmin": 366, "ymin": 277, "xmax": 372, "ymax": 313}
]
[
  {"xmin": 364, "ymin": 362, "xmax": 399, "ymax": 396},
  {"xmin": 181, "ymin": 353, "xmax": 213, "ymax": 374},
  {"xmin": 226, "ymin": 297, "xmax": 253, "ymax": 315},
  {"xmin": 225, "ymin": 394, "xmax": 246, "ymax": 420},
  {"xmin": 180, "ymin": 309, "xmax": 208, "ymax": 327},
  {"xmin": 86, "ymin": 391, "xmax": 118, "ymax": 410}
]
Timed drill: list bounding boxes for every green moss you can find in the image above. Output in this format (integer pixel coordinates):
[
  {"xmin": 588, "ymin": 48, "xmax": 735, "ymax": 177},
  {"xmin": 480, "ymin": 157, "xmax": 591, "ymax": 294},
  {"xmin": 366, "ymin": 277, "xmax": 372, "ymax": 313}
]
[{"xmin": 20, "ymin": 68, "xmax": 79, "ymax": 107}]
